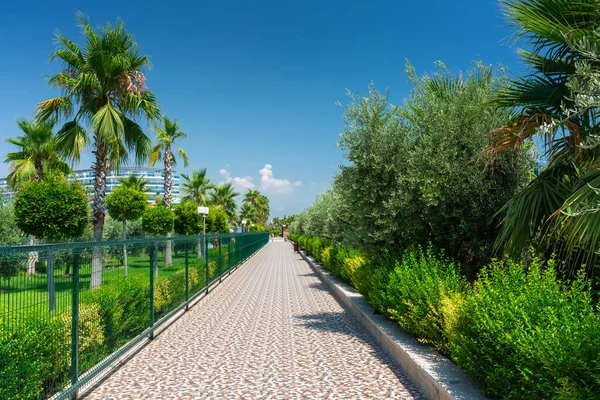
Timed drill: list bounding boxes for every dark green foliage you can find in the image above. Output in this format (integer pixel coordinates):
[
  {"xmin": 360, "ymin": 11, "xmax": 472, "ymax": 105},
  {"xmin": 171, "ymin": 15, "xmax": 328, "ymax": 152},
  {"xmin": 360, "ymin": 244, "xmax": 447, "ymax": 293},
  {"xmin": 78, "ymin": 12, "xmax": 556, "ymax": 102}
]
[
  {"xmin": 105, "ymin": 187, "xmax": 147, "ymax": 222},
  {"xmin": 173, "ymin": 200, "xmax": 201, "ymax": 235},
  {"xmin": 13, "ymin": 179, "xmax": 89, "ymax": 241},
  {"xmin": 0, "ymin": 199, "xmax": 25, "ymax": 245},
  {"xmin": 142, "ymin": 206, "xmax": 174, "ymax": 236},
  {"xmin": 292, "ymin": 62, "xmax": 531, "ymax": 275}
]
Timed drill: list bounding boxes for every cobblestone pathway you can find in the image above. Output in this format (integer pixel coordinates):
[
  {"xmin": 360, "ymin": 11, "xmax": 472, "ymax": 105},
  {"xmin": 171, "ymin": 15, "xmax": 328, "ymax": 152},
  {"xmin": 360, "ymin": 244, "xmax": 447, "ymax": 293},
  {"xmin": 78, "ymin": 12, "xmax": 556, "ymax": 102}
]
[{"xmin": 83, "ymin": 240, "xmax": 426, "ymax": 399}]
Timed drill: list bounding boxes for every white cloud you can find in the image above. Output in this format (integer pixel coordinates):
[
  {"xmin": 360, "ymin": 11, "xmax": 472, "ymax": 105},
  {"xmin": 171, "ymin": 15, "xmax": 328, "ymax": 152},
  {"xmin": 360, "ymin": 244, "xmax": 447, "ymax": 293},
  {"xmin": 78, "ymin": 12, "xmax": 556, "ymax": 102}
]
[
  {"xmin": 219, "ymin": 169, "xmax": 255, "ymax": 192},
  {"xmin": 259, "ymin": 164, "xmax": 300, "ymax": 194}
]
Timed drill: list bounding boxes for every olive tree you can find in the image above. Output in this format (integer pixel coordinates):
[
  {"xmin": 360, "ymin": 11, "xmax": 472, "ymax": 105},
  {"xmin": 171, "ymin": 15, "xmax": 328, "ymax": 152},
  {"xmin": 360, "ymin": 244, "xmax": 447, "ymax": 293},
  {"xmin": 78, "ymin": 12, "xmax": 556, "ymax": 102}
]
[{"xmin": 105, "ymin": 187, "xmax": 147, "ymax": 276}]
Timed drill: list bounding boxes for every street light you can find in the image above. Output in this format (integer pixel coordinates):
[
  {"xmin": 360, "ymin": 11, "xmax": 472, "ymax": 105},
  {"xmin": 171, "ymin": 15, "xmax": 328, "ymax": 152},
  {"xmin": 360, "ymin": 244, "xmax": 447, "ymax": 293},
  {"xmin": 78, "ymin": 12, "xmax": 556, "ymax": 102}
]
[
  {"xmin": 198, "ymin": 207, "xmax": 209, "ymax": 258},
  {"xmin": 241, "ymin": 219, "xmax": 247, "ymax": 233}
]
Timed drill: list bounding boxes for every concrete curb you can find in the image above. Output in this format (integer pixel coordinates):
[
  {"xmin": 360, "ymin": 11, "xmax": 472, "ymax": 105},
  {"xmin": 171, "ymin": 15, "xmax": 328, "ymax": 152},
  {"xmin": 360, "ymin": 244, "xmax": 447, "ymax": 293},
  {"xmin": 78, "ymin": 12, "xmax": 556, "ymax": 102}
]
[{"xmin": 299, "ymin": 250, "xmax": 485, "ymax": 400}]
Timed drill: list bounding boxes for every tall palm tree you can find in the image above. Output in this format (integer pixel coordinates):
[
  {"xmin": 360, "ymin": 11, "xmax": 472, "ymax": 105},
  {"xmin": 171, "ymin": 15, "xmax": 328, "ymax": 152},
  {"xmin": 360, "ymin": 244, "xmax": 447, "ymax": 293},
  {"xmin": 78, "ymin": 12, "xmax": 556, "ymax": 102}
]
[
  {"xmin": 181, "ymin": 168, "xmax": 213, "ymax": 205},
  {"xmin": 243, "ymin": 190, "xmax": 270, "ymax": 225},
  {"xmin": 490, "ymin": 0, "xmax": 600, "ymax": 272},
  {"xmin": 149, "ymin": 116, "xmax": 187, "ymax": 266},
  {"xmin": 4, "ymin": 119, "xmax": 71, "ymax": 187},
  {"xmin": 239, "ymin": 202, "xmax": 258, "ymax": 225},
  {"xmin": 150, "ymin": 116, "xmax": 188, "ymax": 208},
  {"xmin": 118, "ymin": 174, "xmax": 147, "ymax": 192},
  {"xmin": 36, "ymin": 13, "xmax": 160, "ymax": 288},
  {"xmin": 209, "ymin": 183, "xmax": 239, "ymax": 218}
]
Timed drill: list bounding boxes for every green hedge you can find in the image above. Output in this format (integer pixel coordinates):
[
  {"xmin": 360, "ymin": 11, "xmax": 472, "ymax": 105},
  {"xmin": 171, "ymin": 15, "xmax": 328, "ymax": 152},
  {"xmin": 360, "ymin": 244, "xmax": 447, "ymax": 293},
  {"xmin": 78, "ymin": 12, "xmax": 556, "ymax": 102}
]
[
  {"xmin": 291, "ymin": 234, "xmax": 600, "ymax": 399},
  {"xmin": 0, "ymin": 262, "xmax": 209, "ymax": 400}
]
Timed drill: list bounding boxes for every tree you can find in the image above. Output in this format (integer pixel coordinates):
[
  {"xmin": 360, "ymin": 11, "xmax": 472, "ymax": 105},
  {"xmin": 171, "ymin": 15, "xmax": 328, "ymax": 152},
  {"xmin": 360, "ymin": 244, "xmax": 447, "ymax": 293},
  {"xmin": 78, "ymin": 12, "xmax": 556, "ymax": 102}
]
[
  {"xmin": 149, "ymin": 116, "xmax": 188, "ymax": 267},
  {"xmin": 0, "ymin": 199, "xmax": 25, "ymax": 245},
  {"xmin": 489, "ymin": 0, "xmax": 600, "ymax": 272},
  {"xmin": 4, "ymin": 119, "xmax": 71, "ymax": 188},
  {"xmin": 243, "ymin": 190, "xmax": 270, "ymax": 225},
  {"xmin": 181, "ymin": 168, "xmax": 213, "ymax": 205},
  {"xmin": 294, "ymin": 62, "xmax": 530, "ymax": 275},
  {"xmin": 14, "ymin": 178, "xmax": 89, "ymax": 310},
  {"xmin": 173, "ymin": 199, "xmax": 201, "ymax": 236},
  {"xmin": 118, "ymin": 174, "xmax": 147, "ymax": 192},
  {"xmin": 239, "ymin": 202, "xmax": 258, "ymax": 225},
  {"xmin": 37, "ymin": 13, "xmax": 160, "ymax": 289},
  {"xmin": 209, "ymin": 183, "xmax": 239, "ymax": 218},
  {"xmin": 142, "ymin": 206, "xmax": 174, "ymax": 278},
  {"xmin": 105, "ymin": 187, "xmax": 147, "ymax": 276}
]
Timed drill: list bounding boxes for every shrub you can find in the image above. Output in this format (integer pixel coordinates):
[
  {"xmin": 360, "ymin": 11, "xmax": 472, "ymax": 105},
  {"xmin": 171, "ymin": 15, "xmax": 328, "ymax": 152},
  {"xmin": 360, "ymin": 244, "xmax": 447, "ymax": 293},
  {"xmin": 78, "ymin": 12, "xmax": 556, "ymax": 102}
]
[
  {"xmin": 445, "ymin": 257, "xmax": 600, "ymax": 399},
  {"xmin": 142, "ymin": 206, "xmax": 174, "ymax": 236},
  {"xmin": 14, "ymin": 178, "xmax": 89, "ymax": 241},
  {"xmin": 105, "ymin": 187, "xmax": 147, "ymax": 227},
  {"xmin": 173, "ymin": 200, "xmax": 201, "ymax": 235},
  {"xmin": 384, "ymin": 248, "xmax": 466, "ymax": 351}
]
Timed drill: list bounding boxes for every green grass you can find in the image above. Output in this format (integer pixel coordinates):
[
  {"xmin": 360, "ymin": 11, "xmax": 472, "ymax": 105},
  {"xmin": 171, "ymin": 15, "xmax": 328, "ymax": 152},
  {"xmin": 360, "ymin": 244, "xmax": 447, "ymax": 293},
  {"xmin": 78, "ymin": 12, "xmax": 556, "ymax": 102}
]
[{"xmin": 0, "ymin": 251, "xmax": 212, "ymax": 318}]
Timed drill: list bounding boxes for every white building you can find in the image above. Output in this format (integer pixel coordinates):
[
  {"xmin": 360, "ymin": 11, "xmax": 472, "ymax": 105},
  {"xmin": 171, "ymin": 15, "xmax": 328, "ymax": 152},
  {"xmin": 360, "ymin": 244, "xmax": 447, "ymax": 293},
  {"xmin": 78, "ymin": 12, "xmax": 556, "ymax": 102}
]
[{"xmin": 0, "ymin": 167, "xmax": 181, "ymax": 204}]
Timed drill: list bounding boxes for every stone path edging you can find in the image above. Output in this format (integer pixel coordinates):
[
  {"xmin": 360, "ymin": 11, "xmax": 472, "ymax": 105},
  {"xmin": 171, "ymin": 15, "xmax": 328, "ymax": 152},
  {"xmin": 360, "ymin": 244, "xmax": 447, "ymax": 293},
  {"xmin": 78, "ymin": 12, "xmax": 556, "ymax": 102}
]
[{"xmin": 299, "ymin": 250, "xmax": 486, "ymax": 400}]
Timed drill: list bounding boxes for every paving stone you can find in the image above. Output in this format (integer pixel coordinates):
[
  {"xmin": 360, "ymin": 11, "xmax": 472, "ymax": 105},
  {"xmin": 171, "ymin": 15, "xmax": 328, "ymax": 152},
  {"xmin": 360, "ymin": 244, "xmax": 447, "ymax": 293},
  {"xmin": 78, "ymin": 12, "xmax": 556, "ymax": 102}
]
[{"xmin": 83, "ymin": 240, "xmax": 426, "ymax": 399}]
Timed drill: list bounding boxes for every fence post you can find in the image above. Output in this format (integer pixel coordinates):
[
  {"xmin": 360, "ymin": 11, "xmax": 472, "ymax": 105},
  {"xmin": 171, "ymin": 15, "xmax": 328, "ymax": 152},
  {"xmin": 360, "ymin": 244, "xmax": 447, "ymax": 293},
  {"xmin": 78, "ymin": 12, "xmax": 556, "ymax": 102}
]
[
  {"xmin": 149, "ymin": 242, "xmax": 156, "ymax": 340},
  {"xmin": 218, "ymin": 235, "xmax": 222, "ymax": 282},
  {"xmin": 228, "ymin": 238, "xmax": 232, "ymax": 275},
  {"xmin": 48, "ymin": 249, "xmax": 56, "ymax": 312},
  {"xmin": 70, "ymin": 249, "xmax": 80, "ymax": 400},
  {"xmin": 205, "ymin": 235, "xmax": 209, "ymax": 294},
  {"xmin": 184, "ymin": 242, "xmax": 189, "ymax": 311},
  {"xmin": 204, "ymin": 235, "xmax": 210, "ymax": 294}
]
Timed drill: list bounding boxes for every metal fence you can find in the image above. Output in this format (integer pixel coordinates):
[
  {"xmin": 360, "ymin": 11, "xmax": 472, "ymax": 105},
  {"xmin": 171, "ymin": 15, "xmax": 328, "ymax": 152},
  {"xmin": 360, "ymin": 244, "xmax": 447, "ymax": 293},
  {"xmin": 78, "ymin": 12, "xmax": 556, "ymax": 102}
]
[{"xmin": 0, "ymin": 232, "xmax": 269, "ymax": 400}]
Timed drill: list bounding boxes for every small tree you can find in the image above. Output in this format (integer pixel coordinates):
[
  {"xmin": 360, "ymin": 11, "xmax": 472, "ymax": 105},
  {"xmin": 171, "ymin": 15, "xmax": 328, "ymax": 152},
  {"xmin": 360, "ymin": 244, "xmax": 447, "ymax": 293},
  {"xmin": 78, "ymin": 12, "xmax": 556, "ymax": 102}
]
[
  {"xmin": 106, "ymin": 187, "xmax": 147, "ymax": 276},
  {"xmin": 142, "ymin": 206, "xmax": 174, "ymax": 278},
  {"xmin": 174, "ymin": 200, "xmax": 201, "ymax": 236},
  {"xmin": 14, "ymin": 179, "xmax": 88, "ymax": 310}
]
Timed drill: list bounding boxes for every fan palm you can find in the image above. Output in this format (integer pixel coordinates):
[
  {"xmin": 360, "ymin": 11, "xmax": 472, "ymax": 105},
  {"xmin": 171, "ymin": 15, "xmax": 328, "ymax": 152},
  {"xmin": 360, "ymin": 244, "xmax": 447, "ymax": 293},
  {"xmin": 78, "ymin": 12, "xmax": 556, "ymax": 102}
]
[
  {"xmin": 150, "ymin": 116, "xmax": 188, "ymax": 208},
  {"xmin": 209, "ymin": 183, "xmax": 239, "ymax": 217},
  {"xmin": 243, "ymin": 189, "xmax": 270, "ymax": 225},
  {"xmin": 4, "ymin": 119, "xmax": 71, "ymax": 187},
  {"xmin": 239, "ymin": 202, "xmax": 258, "ymax": 225},
  {"xmin": 36, "ymin": 13, "xmax": 160, "ymax": 288},
  {"xmin": 490, "ymin": 0, "xmax": 600, "ymax": 272},
  {"xmin": 181, "ymin": 168, "xmax": 213, "ymax": 205},
  {"xmin": 117, "ymin": 174, "xmax": 147, "ymax": 192},
  {"xmin": 149, "ymin": 116, "xmax": 187, "ymax": 266}
]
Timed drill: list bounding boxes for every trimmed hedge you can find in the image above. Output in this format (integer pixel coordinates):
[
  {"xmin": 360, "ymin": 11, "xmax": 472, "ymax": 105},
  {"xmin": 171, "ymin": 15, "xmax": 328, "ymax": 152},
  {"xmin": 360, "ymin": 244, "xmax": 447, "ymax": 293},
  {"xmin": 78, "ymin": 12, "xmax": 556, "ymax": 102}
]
[{"xmin": 291, "ymin": 234, "xmax": 600, "ymax": 399}]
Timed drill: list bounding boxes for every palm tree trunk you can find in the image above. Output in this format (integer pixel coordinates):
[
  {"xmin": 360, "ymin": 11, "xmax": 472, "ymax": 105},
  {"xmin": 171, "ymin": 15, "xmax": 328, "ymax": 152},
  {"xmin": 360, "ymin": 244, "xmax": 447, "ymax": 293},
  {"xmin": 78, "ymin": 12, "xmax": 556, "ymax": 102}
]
[
  {"xmin": 34, "ymin": 158, "xmax": 43, "ymax": 182},
  {"xmin": 164, "ymin": 146, "xmax": 173, "ymax": 267},
  {"xmin": 91, "ymin": 141, "xmax": 107, "ymax": 289},
  {"xmin": 122, "ymin": 217, "xmax": 128, "ymax": 277}
]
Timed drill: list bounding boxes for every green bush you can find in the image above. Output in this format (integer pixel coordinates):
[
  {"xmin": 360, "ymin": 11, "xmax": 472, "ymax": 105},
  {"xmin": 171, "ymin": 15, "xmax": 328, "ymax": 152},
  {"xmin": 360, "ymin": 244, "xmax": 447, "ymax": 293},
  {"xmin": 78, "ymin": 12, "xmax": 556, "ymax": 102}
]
[
  {"xmin": 384, "ymin": 248, "xmax": 466, "ymax": 351},
  {"xmin": 142, "ymin": 206, "xmax": 174, "ymax": 236},
  {"xmin": 300, "ymin": 235, "xmax": 600, "ymax": 399},
  {"xmin": 14, "ymin": 178, "xmax": 89, "ymax": 241},
  {"xmin": 446, "ymin": 258, "xmax": 600, "ymax": 399},
  {"xmin": 174, "ymin": 200, "xmax": 201, "ymax": 235}
]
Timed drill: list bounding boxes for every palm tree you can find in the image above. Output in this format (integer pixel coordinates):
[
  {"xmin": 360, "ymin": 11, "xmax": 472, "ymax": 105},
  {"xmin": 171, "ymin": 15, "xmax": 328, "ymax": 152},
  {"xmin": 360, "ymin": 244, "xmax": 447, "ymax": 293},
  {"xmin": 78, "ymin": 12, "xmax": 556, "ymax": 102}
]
[
  {"xmin": 209, "ymin": 183, "xmax": 239, "ymax": 218},
  {"xmin": 149, "ymin": 116, "xmax": 188, "ymax": 266},
  {"xmin": 181, "ymin": 168, "xmax": 213, "ymax": 205},
  {"xmin": 243, "ymin": 190, "xmax": 270, "ymax": 225},
  {"xmin": 490, "ymin": 0, "xmax": 600, "ymax": 272},
  {"xmin": 118, "ymin": 174, "xmax": 147, "ymax": 192},
  {"xmin": 150, "ymin": 116, "xmax": 188, "ymax": 207},
  {"xmin": 239, "ymin": 202, "xmax": 258, "ymax": 225},
  {"xmin": 4, "ymin": 119, "xmax": 71, "ymax": 187},
  {"xmin": 36, "ymin": 13, "xmax": 160, "ymax": 288}
]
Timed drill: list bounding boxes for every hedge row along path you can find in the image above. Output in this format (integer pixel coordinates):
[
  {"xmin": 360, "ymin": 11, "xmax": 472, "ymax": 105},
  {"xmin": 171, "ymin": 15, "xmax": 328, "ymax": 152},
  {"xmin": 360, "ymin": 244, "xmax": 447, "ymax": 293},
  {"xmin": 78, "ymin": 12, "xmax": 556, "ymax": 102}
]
[{"xmin": 83, "ymin": 239, "xmax": 425, "ymax": 399}]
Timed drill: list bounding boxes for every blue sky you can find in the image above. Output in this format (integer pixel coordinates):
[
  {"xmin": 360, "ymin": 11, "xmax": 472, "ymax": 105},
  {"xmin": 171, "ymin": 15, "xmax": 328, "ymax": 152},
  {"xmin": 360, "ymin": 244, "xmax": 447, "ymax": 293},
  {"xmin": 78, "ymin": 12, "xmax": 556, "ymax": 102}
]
[{"xmin": 0, "ymin": 0, "xmax": 524, "ymax": 217}]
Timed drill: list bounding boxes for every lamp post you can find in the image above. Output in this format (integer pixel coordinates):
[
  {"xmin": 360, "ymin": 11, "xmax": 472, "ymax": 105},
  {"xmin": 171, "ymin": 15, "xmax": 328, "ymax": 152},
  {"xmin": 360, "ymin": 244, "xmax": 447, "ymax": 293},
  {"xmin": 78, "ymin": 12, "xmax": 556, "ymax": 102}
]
[
  {"xmin": 198, "ymin": 206, "xmax": 209, "ymax": 258},
  {"xmin": 241, "ymin": 219, "xmax": 247, "ymax": 233}
]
